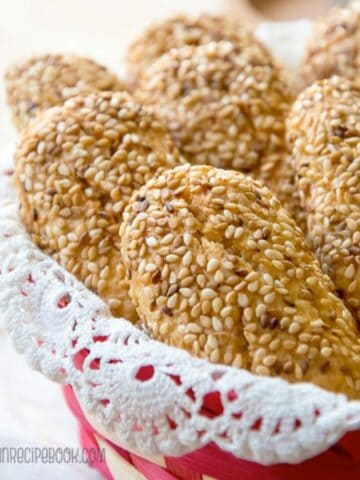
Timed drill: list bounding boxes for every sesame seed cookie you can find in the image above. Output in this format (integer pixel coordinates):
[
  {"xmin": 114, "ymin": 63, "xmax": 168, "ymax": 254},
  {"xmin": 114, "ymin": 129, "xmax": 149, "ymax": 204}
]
[
  {"xmin": 288, "ymin": 75, "xmax": 360, "ymax": 330},
  {"xmin": 126, "ymin": 14, "xmax": 271, "ymax": 79},
  {"xmin": 121, "ymin": 164, "xmax": 360, "ymax": 399},
  {"xmin": 135, "ymin": 41, "xmax": 301, "ymax": 226},
  {"xmin": 301, "ymin": 3, "xmax": 360, "ymax": 87},
  {"xmin": 5, "ymin": 54, "xmax": 126, "ymax": 130},
  {"xmin": 14, "ymin": 91, "xmax": 184, "ymax": 320}
]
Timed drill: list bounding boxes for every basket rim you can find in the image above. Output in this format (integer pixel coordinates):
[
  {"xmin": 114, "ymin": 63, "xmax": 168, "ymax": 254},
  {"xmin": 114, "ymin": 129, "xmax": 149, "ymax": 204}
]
[
  {"xmin": 64, "ymin": 385, "xmax": 360, "ymax": 480},
  {"xmin": 0, "ymin": 149, "xmax": 359, "ymax": 467}
]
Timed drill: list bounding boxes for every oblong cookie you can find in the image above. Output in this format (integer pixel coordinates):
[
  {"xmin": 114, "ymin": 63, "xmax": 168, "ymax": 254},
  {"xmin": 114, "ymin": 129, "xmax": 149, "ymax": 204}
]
[
  {"xmin": 121, "ymin": 164, "xmax": 360, "ymax": 399},
  {"xmin": 288, "ymin": 76, "xmax": 360, "ymax": 330},
  {"xmin": 135, "ymin": 41, "xmax": 303, "ymax": 228},
  {"xmin": 301, "ymin": 3, "xmax": 360, "ymax": 87},
  {"xmin": 126, "ymin": 14, "xmax": 271, "ymax": 78},
  {"xmin": 14, "ymin": 91, "xmax": 184, "ymax": 320},
  {"xmin": 5, "ymin": 53, "xmax": 126, "ymax": 130}
]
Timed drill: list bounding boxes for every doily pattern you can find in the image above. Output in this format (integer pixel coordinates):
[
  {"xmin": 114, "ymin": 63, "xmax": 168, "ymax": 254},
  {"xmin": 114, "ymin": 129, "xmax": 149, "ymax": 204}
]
[{"xmin": 0, "ymin": 153, "xmax": 359, "ymax": 465}]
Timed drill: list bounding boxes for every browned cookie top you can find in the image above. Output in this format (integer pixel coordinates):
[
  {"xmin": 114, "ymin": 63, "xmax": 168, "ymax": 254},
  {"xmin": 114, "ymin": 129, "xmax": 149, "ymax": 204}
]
[
  {"xmin": 121, "ymin": 164, "xmax": 360, "ymax": 399},
  {"xmin": 6, "ymin": 53, "xmax": 126, "ymax": 130},
  {"xmin": 14, "ymin": 91, "xmax": 184, "ymax": 319},
  {"xmin": 288, "ymin": 75, "xmax": 360, "ymax": 330},
  {"xmin": 126, "ymin": 13, "xmax": 271, "ymax": 78},
  {"xmin": 301, "ymin": 4, "xmax": 360, "ymax": 87}
]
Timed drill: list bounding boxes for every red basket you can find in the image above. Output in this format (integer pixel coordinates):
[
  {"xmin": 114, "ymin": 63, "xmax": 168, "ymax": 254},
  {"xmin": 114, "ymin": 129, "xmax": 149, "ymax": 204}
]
[
  {"xmin": 0, "ymin": 163, "xmax": 359, "ymax": 480},
  {"xmin": 64, "ymin": 385, "xmax": 360, "ymax": 480}
]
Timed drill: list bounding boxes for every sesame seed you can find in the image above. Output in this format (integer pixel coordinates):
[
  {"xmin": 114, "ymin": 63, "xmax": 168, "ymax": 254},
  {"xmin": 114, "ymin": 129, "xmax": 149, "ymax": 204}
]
[
  {"xmin": 272, "ymin": 260, "xmax": 285, "ymax": 271},
  {"xmin": 248, "ymin": 281, "xmax": 259, "ymax": 293},
  {"xmin": 167, "ymin": 293, "xmax": 179, "ymax": 309},
  {"xmin": 238, "ymin": 294, "xmax": 248, "ymax": 308},
  {"xmin": 145, "ymin": 263, "xmax": 157, "ymax": 273},
  {"xmin": 201, "ymin": 288, "xmax": 217, "ymax": 299},
  {"xmin": 159, "ymin": 322, "xmax": 169, "ymax": 336},
  {"xmin": 263, "ymin": 273, "xmax": 273, "ymax": 285},
  {"xmin": 187, "ymin": 322, "xmax": 202, "ymax": 334},
  {"xmin": 183, "ymin": 251, "xmax": 193, "ymax": 266},
  {"xmin": 256, "ymin": 304, "xmax": 267, "ymax": 317},
  {"xmin": 210, "ymin": 348, "xmax": 221, "ymax": 363},
  {"xmin": 264, "ymin": 249, "xmax": 283, "ymax": 261},
  {"xmin": 212, "ymin": 317, "xmax": 223, "ymax": 332},
  {"xmin": 259, "ymin": 333, "xmax": 272, "ymax": 345},
  {"xmin": 218, "ymin": 306, "xmax": 231, "ymax": 318},
  {"xmin": 58, "ymin": 164, "xmax": 70, "ymax": 176},
  {"xmin": 183, "ymin": 233, "xmax": 192, "ymax": 246},
  {"xmin": 311, "ymin": 319, "xmax": 324, "ymax": 329},
  {"xmin": 288, "ymin": 322, "xmax": 301, "ymax": 334},
  {"xmin": 264, "ymin": 292, "xmax": 276, "ymax": 304},
  {"xmin": 165, "ymin": 254, "xmax": 178, "ymax": 263},
  {"xmin": 225, "ymin": 225, "xmax": 235, "ymax": 239},
  {"xmin": 87, "ymin": 262, "xmax": 98, "ymax": 274},
  {"xmin": 207, "ymin": 334, "xmax": 218, "ymax": 349},
  {"xmin": 345, "ymin": 264, "xmax": 355, "ymax": 280},
  {"xmin": 207, "ymin": 258, "xmax": 220, "ymax": 273},
  {"xmin": 244, "ymin": 307, "xmax": 253, "ymax": 322},
  {"xmin": 161, "ymin": 233, "xmax": 174, "ymax": 245},
  {"xmin": 296, "ymin": 344, "xmax": 309, "ymax": 355},
  {"xmin": 263, "ymin": 355, "xmax": 277, "ymax": 367},
  {"xmin": 200, "ymin": 316, "xmax": 212, "ymax": 328},
  {"xmin": 321, "ymin": 347, "xmax": 333, "ymax": 358},
  {"xmin": 144, "ymin": 286, "xmax": 153, "ymax": 299},
  {"xmin": 184, "ymin": 334, "xmax": 196, "ymax": 345},
  {"xmin": 146, "ymin": 237, "xmax": 158, "ymax": 247}
]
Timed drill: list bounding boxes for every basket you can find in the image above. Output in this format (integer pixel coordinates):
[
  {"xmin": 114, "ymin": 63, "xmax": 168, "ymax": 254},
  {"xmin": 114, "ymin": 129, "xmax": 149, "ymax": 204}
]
[
  {"xmin": 63, "ymin": 386, "xmax": 360, "ymax": 480},
  {"xmin": 1, "ymin": 12, "xmax": 360, "ymax": 476},
  {"xmin": 0, "ymin": 142, "xmax": 360, "ymax": 480}
]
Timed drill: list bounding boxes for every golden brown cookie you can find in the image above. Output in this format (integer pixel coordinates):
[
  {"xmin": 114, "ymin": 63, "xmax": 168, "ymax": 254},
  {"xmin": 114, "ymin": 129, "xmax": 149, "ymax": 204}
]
[
  {"xmin": 14, "ymin": 91, "xmax": 184, "ymax": 320},
  {"xmin": 288, "ymin": 75, "xmax": 360, "ymax": 330},
  {"xmin": 5, "ymin": 54, "xmax": 126, "ymax": 130},
  {"xmin": 120, "ymin": 164, "xmax": 360, "ymax": 399},
  {"xmin": 126, "ymin": 14, "xmax": 271, "ymax": 79},
  {"xmin": 301, "ymin": 3, "xmax": 360, "ymax": 87},
  {"xmin": 135, "ymin": 41, "xmax": 302, "ymax": 228}
]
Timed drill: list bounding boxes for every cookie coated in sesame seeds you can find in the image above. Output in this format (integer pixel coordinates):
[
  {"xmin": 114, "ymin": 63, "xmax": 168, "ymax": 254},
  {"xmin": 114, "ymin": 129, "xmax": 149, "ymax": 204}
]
[
  {"xmin": 135, "ymin": 41, "xmax": 302, "ymax": 226},
  {"xmin": 5, "ymin": 54, "xmax": 126, "ymax": 130},
  {"xmin": 126, "ymin": 13, "xmax": 272, "ymax": 79},
  {"xmin": 13, "ymin": 91, "xmax": 184, "ymax": 320},
  {"xmin": 121, "ymin": 164, "xmax": 360, "ymax": 399},
  {"xmin": 288, "ymin": 76, "xmax": 360, "ymax": 330},
  {"xmin": 301, "ymin": 3, "xmax": 360, "ymax": 87}
]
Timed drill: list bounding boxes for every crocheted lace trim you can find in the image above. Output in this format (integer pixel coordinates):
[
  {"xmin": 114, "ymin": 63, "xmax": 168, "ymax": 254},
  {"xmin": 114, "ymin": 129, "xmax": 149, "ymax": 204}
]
[{"xmin": 0, "ymin": 147, "xmax": 359, "ymax": 465}]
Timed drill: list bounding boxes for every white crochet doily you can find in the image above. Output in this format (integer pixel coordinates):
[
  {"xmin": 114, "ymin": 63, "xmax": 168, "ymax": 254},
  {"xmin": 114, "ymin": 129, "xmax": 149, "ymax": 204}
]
[{"xmin": 0, "ymin": 147, "xmax": 359, "ymax": 466}]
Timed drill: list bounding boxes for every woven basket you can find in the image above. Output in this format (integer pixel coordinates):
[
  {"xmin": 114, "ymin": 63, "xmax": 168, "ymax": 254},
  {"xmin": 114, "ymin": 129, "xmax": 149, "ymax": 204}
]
[
  {"xmin": 0, "ymin": 145, "xmax": 360, "ymax": 480},
  {"xmin": 63, "ymin": 385, "xmax": 360, "ymax": 480}
]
